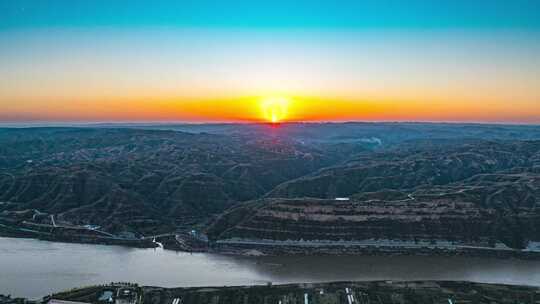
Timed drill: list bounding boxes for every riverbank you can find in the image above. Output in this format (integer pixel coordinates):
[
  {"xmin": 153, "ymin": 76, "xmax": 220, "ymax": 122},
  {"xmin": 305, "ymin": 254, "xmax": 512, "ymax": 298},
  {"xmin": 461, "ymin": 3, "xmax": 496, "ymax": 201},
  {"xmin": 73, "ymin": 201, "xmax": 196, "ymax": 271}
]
[
  {"xmin": 4, "ymin": 225, "xmax": 540, "ymax": 260},
  {"xmin": 213, "ymin": 238, "xmax": 540, "ymax": 259},
  {"xmin": 0, "ymin": 223, "xmax": 158, "ymax": 249},
  {"xmin": 21, "ymin": 281, "xmax": 540, "ymax": 304},
  {"xmin": 3, "ymin": 211, "xmax": 540, "ymax": 260}
]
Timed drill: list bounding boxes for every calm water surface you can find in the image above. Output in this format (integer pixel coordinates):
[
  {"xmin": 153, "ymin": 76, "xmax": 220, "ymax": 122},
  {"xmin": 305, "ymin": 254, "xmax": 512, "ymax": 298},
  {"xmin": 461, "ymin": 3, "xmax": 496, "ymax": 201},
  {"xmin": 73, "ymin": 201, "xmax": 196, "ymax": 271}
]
[{"xmin": 2, "ymin": 237, "xmax": 540, "ymax": 298}]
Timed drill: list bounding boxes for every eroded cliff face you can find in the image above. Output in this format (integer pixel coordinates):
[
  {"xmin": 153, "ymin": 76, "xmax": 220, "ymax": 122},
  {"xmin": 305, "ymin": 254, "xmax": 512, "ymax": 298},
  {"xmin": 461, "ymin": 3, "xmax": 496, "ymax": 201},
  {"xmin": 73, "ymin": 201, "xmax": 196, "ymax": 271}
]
[
  {"xmin": 207, "ymin": 139, "xmax": 540, "ymax": 252},
  {"xmin": 208, "ymin": 172, "xmax": 540, "ymax": 250}
]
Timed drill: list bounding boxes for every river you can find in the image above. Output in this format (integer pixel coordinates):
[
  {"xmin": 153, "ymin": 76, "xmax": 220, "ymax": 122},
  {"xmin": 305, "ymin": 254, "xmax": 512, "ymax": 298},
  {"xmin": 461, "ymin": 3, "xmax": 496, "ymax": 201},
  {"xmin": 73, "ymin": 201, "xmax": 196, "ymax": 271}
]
[{"xmin": 2, "ymin": 237, "xmax": 540, "ymax": 298}]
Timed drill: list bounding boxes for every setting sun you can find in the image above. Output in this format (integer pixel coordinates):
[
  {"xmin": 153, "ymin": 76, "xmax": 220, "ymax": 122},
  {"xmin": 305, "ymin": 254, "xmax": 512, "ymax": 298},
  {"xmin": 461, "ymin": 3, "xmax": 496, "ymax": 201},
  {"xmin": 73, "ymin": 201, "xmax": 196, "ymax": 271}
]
[{"xmin": 260, "ymin": 97, "xmax": 290, "ymax": 123}]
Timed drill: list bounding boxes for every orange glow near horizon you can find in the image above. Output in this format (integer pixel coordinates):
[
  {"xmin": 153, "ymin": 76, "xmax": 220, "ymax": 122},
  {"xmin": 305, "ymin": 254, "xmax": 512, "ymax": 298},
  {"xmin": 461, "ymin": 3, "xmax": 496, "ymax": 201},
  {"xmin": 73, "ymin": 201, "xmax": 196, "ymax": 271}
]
[
  {"xmin": 2, "ymin": 28, "xmax": 540, "ymax": 124},
  {"xmin": 2, "ymin": 95, "xmax": 539, "ymax": 124}
]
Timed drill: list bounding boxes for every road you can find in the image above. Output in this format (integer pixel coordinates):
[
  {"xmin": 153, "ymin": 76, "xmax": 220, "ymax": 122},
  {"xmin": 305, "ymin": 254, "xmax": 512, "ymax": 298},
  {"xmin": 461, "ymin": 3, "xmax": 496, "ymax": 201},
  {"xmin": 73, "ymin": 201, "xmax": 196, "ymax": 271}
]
[
  {"xmin": 216, "ymin": 238, "xmax": 521, "ymax": 252},
  {"xmin": 360, "ymin": 189, "xmax": 469, "ymax": 204},
  {"xmin": 141, "ymin": 233, "xmax": 177, "ymax": 240}
]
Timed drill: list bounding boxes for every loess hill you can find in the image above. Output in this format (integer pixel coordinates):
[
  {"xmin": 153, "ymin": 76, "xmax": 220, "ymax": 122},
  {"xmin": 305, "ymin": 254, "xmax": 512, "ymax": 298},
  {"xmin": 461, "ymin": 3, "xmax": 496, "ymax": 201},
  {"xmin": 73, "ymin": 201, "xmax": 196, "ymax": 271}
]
[
  {"xmin": 1, "ymin": 123, "xmax": 540, "ymax": 252},
  {"xmin": 0, "ymin": 128, "xmax": 343, "ymax": 235}
]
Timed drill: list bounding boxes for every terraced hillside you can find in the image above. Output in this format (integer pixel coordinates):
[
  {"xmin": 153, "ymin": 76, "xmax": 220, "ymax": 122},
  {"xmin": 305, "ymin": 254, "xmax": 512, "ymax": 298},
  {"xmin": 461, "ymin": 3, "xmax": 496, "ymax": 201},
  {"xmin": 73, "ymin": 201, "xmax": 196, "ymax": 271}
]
[{"xmin": 209, "ymin": 171, "xmax": 540, "ymax": 251}]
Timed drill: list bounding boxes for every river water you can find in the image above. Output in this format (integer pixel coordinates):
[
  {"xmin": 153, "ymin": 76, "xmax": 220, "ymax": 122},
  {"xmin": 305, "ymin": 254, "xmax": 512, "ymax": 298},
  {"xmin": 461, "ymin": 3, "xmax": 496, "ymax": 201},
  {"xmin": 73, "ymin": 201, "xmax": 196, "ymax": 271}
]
[{"xmin": 2, "ymin": 237, "xmax": 540, "ymax": 298}]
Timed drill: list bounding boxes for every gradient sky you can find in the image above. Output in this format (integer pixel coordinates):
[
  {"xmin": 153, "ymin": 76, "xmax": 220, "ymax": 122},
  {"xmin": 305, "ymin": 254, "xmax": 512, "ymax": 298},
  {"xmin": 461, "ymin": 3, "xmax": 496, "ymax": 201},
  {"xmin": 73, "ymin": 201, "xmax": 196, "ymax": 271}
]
[{"xmin": 1, "ymin": 0, "xmax": 539, "ymax": 123}]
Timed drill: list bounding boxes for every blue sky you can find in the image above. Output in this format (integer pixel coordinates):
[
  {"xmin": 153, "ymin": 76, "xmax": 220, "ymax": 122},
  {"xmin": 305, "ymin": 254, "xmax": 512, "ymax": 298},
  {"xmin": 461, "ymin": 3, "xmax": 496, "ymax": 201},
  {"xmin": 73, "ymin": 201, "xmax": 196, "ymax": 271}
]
[
  {"xmin": 2, "ymin": 0, "xmax": 540, "ymax": 30},
  {"xmin": 1, "ymin": 1, "xmax": 539, "ymax": 123}
]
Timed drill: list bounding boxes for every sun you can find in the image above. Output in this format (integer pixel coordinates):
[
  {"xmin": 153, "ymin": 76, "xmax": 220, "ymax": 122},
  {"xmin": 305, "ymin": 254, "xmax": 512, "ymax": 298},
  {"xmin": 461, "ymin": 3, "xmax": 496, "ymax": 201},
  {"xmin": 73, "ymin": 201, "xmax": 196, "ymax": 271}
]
[{"xmin": 260, "ymin": 97, "xmax": 289, "ymax": 123}]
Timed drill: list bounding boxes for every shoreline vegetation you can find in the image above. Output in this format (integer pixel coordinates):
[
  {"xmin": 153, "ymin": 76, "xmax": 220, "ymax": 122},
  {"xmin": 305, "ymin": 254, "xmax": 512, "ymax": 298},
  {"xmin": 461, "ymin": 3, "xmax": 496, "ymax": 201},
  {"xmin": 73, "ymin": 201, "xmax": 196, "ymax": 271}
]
[{"xmin": 5, "ymin": 280, "xmax": 540, "ymax": 304}]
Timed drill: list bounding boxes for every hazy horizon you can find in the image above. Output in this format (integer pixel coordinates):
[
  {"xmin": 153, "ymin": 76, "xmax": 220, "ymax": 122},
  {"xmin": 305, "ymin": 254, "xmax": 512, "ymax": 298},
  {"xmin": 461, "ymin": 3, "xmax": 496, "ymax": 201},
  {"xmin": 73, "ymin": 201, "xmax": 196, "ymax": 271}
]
[{"xmin": 1, "ymin": 120, "xmax": 540, "ymax": 127}]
